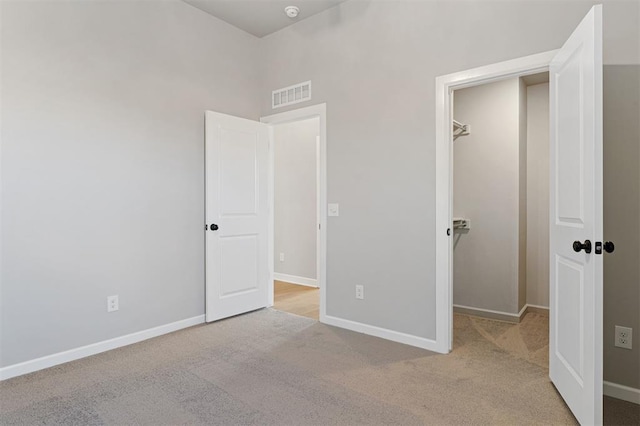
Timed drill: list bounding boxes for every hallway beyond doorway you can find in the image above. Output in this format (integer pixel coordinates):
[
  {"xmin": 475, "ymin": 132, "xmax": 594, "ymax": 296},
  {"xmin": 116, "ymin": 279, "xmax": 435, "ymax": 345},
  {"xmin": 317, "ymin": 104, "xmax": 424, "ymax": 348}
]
[{"xmin": 273, "ymin": 281, "xmax": 319, "ymax": 320}]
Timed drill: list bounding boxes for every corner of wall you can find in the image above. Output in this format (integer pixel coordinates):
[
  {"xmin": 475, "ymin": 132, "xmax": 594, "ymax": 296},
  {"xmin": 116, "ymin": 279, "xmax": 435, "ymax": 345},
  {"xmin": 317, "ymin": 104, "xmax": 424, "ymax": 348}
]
[{"xmin": 518, "ymin": 78, "xmax": 528, "ymax": 312}]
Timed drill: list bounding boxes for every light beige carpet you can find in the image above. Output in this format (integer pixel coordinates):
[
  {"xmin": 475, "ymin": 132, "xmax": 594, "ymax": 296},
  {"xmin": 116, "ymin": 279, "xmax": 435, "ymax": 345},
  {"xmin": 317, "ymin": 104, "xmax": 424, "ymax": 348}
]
[{"xmin": 0, "ymin": 309, "xmax": 637, "ymax": 425}]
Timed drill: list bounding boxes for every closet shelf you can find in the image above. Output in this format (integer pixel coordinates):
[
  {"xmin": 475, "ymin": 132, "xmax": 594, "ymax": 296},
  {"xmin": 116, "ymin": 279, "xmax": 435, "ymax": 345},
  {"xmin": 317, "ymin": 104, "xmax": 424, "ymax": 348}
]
[{"xmin": 453, "ymin": 217, "xmax": 471, "ymax": 230}]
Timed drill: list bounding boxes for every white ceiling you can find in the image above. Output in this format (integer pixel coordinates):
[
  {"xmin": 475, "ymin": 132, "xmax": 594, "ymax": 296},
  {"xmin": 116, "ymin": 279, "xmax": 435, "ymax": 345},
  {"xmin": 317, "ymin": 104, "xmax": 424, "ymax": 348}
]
[{"xmin": 183, "ymin": 0, "xmax": 348, "ymax": 38}]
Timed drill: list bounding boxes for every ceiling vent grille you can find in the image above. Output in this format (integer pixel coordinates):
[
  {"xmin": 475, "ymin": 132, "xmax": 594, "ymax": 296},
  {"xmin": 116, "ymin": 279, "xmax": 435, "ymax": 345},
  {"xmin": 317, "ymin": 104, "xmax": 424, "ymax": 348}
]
[{"xmin": 272, "ymin": 81, "xmax": 311, "ymax": 109}]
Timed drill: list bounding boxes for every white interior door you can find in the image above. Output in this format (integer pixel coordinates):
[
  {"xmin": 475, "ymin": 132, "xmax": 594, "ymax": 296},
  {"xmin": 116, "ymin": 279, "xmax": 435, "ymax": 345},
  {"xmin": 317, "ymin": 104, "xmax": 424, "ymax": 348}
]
[
  {"xmin": 205, "ymin": 111, "xmax": 269, "ymax": 322},
  {"xmin": 549, "ymin": 5, "xmax": 603, "ymax": 425}
]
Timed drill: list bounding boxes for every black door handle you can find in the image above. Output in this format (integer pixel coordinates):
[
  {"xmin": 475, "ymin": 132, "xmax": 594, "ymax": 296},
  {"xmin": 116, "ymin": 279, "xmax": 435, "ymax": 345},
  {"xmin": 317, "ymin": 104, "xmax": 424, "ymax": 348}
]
[
  {"xmin": 573, "ymin": 240, "xmax": 592, "ymax": 254},
  {"xmin": 210, "ymin": 224, "xmax": 219, "ymax": 231},
  {"xmin": 604, "ymin": 241, "xmax": 615, "ymax": 253}
]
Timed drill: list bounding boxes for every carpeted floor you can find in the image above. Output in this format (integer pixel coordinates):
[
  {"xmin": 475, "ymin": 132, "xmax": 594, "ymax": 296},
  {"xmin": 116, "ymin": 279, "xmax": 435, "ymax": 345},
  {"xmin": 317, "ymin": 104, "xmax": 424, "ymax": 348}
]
[{"xmin": 0, "ymin": 309, "xmax": 638, "ymax": 425}]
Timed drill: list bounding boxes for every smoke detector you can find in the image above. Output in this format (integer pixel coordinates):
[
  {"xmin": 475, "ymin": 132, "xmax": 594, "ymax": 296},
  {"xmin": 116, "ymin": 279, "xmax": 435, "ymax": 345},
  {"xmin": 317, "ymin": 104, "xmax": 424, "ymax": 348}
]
[{"xmin": 284, "ymin": 6, "xmax": 300, "ymax": 18}]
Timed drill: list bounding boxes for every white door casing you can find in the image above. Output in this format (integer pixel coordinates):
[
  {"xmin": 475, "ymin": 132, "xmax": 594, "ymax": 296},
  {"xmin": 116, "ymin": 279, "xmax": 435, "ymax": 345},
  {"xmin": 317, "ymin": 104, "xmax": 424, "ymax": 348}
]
[
  {"xmin": 261, "ymin": 103, "xmax": 328, "ymax": 321},
  {"xmin": 434, "ymin": 50, "xmax": 557, "ymax": 355},
  {"xmin": 434, "ymin": 5, "xmax": 603, "ymax": 423},
  {"xmin": 549, "ymin": 5, "xmax": 603, "ymax": 425},
  {"xmin": 205, "ymin": 111, "xmax": 269, "ymax": 322}
]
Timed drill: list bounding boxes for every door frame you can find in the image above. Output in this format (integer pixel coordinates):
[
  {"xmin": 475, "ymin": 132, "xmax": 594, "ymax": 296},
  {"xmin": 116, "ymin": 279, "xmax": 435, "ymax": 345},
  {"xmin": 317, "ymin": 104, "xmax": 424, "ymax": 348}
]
[
  {"xmin": 261, "ymin": 103, "xmax": 327, "ymax": 321},
  {"xmin": 434, "ymin": 51, "xmax": 557, "ymax": 354}
]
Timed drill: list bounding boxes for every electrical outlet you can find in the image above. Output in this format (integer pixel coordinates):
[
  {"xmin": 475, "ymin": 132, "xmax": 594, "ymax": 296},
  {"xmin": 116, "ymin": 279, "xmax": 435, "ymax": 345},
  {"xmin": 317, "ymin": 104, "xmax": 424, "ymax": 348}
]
[
  {"xmin": 615, "ymin": 325, "xmax": 632, "ymax": 349},
  {"xmin": 355, "ymin": 285, "xmax": 364, "ymax": 300},
  {"xmin": 279, "ymin": 253, "xmax": 285, "ymax": 262},
  {"xmin": 107, "ymin": 295, "xmax": 119, "ymax": 313}
]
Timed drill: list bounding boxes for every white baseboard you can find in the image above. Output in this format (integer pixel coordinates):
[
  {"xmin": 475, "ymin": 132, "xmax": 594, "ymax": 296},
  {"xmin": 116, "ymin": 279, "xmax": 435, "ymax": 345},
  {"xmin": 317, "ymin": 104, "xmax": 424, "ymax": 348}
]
[
  {"xmin": 0, "ymin": 315, "xmax": 205, "ymax": 381},
  {"xmin": 525, "ymin": 304, "xmax": 549, "ymax": 311},
  {"xmin": 274, "ymin": 273, "xmax": 318, "ymax": 288},
  {"xmin": 454, "ymin": 304, "xmax": 523, "ymax": 323},
  {"xmin": 322, "ymin": 314, "xmax": 443, "ymax": 353},
  {"xmin": 524, "ymin": 304, "xmax": 549, "ymax": 316},
  {"xmin": 604, "ymin": 381, "xmax": 640, "ymax": 405},
  {"xmin": 453, "ymin": 303, "xmax": 549, "ymax": 323}
]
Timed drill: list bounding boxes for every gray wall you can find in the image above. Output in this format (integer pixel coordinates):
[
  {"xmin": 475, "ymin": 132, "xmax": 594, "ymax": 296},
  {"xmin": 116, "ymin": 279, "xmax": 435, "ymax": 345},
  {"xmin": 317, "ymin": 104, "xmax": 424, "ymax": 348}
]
[
  {"xmin": 0, "ymin": 0, "xmax": 260, "ymax": 367},
  {"xmin": 526, "ymin": 83, "xmax": 550, "ymax": 308},
  {"xmin": 454, "ymin": 79, "xmax": 551, "ymax": 315},
  {"xmin": 259, "ymin": 0, "xmax": 639, "ymax": 388},
  {"xmin": 274, "ymin": 118, "xmax": 318, "ymax": 281},
  {"xmin": 1, "ymin": 0, "xmax": 638, "ymax": 392},
  {"xmin": 452, "ymin": 78, "xmax": 522, "ymax": 315},
  {"xmin": 603, "ymin": 65, "xmax": 640, "ymax": 390}
]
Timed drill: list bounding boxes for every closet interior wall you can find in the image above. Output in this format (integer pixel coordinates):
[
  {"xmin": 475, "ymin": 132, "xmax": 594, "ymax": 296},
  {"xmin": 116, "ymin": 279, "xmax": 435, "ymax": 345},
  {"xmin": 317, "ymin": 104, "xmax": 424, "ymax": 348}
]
[{"xmin": 453, "ymin": 76, "xmax": 549, "ymax": 320}]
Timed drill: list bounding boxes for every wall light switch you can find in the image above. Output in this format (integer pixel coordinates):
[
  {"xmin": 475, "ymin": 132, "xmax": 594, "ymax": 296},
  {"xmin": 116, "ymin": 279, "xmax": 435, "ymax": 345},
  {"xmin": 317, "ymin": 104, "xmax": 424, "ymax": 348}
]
[{"xmin": 328, "ymin": 203, "xmax": 339, "ymax": 217}]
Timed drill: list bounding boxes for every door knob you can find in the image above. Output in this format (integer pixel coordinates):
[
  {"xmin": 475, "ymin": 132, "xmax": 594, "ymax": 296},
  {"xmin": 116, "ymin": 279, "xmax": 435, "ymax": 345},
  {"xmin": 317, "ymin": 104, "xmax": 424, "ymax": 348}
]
[
  {"xmin": 604, "ymin": 241, "xmax": 615, "ymax": 253},
  {"xmin": 573, "ymin": 239, "xmax": 592, "ymax": 254},
  {"xmin": 210, "ymin": 224, "xmax": 219, "ymax": 231}
]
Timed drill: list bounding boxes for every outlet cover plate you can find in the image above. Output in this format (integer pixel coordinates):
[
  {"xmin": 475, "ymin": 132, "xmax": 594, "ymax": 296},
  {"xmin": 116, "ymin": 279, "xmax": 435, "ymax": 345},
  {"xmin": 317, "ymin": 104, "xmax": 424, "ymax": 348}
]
[
  {"xmin": 615, "ymin": 325, "xmax": 632, "ymax": 349},
  {"xmin": 107, "ymin": 295, "xmax": 119, "ymax": 313}
]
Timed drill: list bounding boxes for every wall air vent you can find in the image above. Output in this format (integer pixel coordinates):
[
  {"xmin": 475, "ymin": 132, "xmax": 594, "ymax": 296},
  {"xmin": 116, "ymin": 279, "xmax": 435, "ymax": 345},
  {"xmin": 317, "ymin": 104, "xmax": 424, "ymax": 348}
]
[{"xmin": 272, "ymin": 81, "xmax": 311, "ymax": 109}]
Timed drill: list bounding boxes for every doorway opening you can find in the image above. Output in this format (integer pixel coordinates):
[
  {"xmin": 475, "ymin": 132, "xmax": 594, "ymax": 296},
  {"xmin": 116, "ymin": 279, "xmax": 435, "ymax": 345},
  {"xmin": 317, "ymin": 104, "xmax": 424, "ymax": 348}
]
[
  {"xmin": 204, "ymin": 103, "xmax": 326, "ymax": 324},
  {"xmin": 261, "ymin": 103, "xmax": 327, "ymax": 322},
  {"xmin": 434, "ymin": 51, "xmax": 557, "ymax": 354},
  {"xmin": 271, "ymin": 117, "xmax": 320, "ymax": 320},
  {"xmin": 436, "ymin": 7, "xmax": 605, "ymax": 421},
  {"xmin": 450, "ymin": 72, "xmax": 550, "ymax": 366}
]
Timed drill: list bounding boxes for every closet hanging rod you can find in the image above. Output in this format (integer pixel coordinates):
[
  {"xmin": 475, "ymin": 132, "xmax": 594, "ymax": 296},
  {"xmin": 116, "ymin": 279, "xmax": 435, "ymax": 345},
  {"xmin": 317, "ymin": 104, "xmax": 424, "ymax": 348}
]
[
  {"xmin": 452, "ymin": 119, "xmax": 470, "ymax": 137},
  {"xmin": 453, "ymin": 120, "xmax": 468, "ymax": 131}
]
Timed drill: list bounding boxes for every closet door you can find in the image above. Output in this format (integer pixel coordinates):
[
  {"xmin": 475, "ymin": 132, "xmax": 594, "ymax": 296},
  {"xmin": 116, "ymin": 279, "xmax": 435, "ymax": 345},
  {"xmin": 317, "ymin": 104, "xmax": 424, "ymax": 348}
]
[{"xmin": 549, "ymin": 5, "xmax": 603, "ymax": 425}]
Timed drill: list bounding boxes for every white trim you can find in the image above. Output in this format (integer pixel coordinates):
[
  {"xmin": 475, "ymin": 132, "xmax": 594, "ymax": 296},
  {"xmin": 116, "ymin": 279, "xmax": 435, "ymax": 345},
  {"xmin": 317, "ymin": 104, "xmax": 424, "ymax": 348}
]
[
  {"xmin": 0, "ymin": 315, "xmax": 205, "ymax": 381},
  {"xmin": 526, "ymin": 303, "xmax": 550, "ymax": 311},
  {"xmin": 454, "ymin": 304, "xmax": 525, "ymax": 322},
  {"xmin": 261, "ymin": 103, "xmax": 327, "ymax": 322},
  {"xmin": 435, "ymin": 50, "xmax": 558, "ymax": 353},
  {"xmin": 273, "ymin": 273, "xmax": 318, "ymax": 288},
  {"xmin": 267, "ymin": 125, "xmax": 275, "ymax": 307},
  {"xmin": 453, "ymin": 303, "xmax": 550, "ymax": 323},
  {"xmin": 323, "ymin": 315, "xmax": 440, "ymax": 352},
  {"xmin": 316, "ymin": 135, "xmax": 321, "ymax": 290},
  {"xmin": 603, "ymin": 381, "xmax": 640, "ymax": 405}
]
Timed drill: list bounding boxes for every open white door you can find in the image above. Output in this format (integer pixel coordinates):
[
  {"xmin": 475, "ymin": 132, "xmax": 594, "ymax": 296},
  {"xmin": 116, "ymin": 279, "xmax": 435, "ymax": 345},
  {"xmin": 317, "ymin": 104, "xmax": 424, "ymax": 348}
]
[
  {"xmin": 549, "ymin": 5, "xmax": 603, "ymax": 425},
  {"xmin": 205, "ymin": 111, "xmax": 269, "ymax": 322}
]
